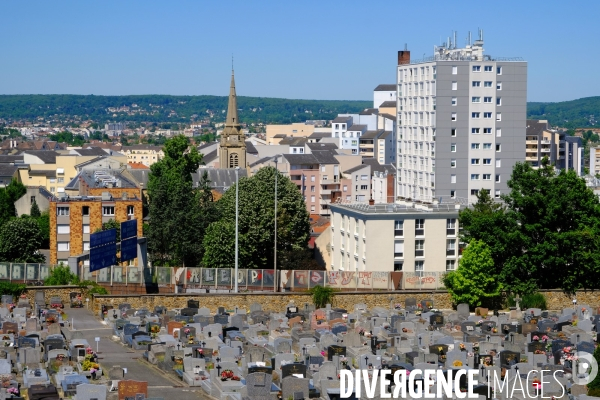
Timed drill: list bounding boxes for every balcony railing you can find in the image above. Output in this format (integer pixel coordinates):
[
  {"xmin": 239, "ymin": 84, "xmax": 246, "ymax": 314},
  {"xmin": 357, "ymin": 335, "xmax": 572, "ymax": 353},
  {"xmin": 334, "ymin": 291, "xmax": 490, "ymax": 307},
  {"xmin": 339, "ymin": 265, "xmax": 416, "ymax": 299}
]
[
  {"xmin": 415, "ymin": 250, "xmax": 424, "ymax": 257},
  {"xmin": 446, "ymin": 249, "xmax": 456, "ymax": 256},
  {"xmin": 446, "ymin": 228, "xmax": 456, "ymax": 236}
]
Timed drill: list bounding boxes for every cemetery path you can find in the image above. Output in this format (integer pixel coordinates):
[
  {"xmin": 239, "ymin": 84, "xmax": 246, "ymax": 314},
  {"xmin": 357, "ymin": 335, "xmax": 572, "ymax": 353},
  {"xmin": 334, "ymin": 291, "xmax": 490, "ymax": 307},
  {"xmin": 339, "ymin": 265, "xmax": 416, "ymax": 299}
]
[{"xmin": 67, "ymin": 308, "xmax": 211, "ymax": 400}]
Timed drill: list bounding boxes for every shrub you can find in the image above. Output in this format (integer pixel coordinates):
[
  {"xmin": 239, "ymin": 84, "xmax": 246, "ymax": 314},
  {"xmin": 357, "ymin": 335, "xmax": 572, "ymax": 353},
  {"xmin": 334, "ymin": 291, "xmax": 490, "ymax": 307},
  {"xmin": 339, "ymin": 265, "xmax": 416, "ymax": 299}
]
[
  {"xmin": 45, "ymin": 263, "xmax": 79, "ymax": 285},
  {"xmin": 587, "ymin": 345, "xmax": 600, "ymax": 393},
  {"xmin": 506, "ymin": 292, "xmax": 547, "ymax": 310},
  {"xmin": 78, "ymin": 280, "xmax": 109, "ymax": 295},
  {"xmin": 309, "ymin": 285, "xmax": 335, "ymax": 309},
  {"xmin": 0, "ymin": 282, "xmax": 26, "ymax": 298}
]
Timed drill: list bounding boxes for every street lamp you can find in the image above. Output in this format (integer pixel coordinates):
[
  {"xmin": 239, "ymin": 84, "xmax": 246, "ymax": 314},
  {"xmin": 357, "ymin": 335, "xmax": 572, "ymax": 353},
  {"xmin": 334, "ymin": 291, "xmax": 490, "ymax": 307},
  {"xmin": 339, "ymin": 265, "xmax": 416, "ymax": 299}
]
[
  {"xmin": 273, "ymin": 155, "xmax": 279, "ymax": 293},
  {"xmin": 234, "ymin": 166, "xmax": 240, "ymax": 293}
]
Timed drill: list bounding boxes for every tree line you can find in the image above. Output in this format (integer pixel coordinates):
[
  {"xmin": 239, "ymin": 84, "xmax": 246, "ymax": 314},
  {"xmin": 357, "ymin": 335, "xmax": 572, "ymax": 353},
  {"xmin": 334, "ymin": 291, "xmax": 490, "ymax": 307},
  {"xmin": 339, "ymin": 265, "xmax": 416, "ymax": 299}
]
[
  {"xmin": 445, "ymin": 158, "xmax": 600, "ymax": 306},
  {"xmin": 145, "ymin": 135, "xmax": 317, "ymax": 270}
]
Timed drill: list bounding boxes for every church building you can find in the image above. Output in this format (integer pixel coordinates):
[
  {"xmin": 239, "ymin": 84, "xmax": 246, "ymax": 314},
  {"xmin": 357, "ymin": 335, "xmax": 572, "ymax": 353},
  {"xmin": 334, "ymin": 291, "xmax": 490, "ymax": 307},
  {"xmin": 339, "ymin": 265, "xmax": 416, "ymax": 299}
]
[{"xmin": 219, "ymin": 70, "xmax": 246, "ymax": 169}]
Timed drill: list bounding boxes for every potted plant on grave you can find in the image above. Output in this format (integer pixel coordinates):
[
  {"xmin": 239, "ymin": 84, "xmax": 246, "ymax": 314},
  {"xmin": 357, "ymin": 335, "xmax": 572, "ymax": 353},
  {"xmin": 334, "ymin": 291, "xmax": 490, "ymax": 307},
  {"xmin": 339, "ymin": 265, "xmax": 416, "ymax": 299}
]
[
  {"xmin": 7, "ymin": 387, "xmax": 18, "ymax": 397},
  {"xmin": 150, "ymin": 325, "xmax": 160, "ymax": 338},
  {"xmin": 79, "ymin": 354, "xmax": 102, "ymax": 377}
]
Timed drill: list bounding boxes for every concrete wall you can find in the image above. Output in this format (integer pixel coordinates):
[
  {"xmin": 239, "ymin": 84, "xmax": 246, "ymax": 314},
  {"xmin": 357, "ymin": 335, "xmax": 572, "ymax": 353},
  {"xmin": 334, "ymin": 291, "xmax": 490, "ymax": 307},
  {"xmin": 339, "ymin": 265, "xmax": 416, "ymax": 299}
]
[{"xmin": 15, "ymin": 187, "xmax": 50, "ymax": 216}]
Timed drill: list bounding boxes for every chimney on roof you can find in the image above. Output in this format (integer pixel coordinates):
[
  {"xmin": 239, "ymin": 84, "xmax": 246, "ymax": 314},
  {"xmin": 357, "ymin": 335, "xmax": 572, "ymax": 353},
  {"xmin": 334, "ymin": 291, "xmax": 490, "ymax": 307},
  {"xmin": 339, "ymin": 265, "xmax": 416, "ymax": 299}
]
[{"xmin": 398, "ymin": 50, "xmax": 410, "ymax": 65}]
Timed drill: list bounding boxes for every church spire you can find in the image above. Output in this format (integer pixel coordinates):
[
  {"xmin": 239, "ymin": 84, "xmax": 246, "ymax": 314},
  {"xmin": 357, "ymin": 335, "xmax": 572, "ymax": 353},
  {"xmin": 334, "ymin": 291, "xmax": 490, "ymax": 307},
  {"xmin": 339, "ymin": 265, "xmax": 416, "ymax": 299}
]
[{"xmin": 225, "ymin": 69, "xmax": 239, "ymax": 127}]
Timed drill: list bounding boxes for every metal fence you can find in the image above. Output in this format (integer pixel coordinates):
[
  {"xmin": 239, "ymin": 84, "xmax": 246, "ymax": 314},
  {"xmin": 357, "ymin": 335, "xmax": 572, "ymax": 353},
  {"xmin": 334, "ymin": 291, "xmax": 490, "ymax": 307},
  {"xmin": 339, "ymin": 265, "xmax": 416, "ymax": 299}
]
[{"xmin": 0, "ymin": 263, "xmax": 447, "ymax": 291}]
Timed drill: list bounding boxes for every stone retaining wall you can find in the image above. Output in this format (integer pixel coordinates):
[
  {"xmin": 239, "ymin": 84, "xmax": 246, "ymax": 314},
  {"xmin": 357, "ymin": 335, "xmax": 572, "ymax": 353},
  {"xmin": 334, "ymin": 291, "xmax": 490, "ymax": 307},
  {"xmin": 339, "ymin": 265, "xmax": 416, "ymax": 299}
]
[{"xmin": 90, "ymin": 291, "xmax": 453, "ymax": 314}]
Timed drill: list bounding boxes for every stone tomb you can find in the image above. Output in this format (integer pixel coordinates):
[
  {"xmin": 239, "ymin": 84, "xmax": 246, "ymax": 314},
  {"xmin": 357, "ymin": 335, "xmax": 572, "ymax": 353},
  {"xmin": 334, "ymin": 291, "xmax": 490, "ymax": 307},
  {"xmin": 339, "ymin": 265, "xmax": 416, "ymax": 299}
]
[{"xmin": 118, "ymin": 380, "xmax": 148, "ymax": 400}]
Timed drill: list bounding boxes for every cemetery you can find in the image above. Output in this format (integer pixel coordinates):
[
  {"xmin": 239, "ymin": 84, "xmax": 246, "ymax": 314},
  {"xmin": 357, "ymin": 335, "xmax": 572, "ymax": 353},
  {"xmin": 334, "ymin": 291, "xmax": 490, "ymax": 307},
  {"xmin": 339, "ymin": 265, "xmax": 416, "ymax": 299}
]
[{"xmin": 1, "ymin": 290, "xmax": 600, "ymax": 399}]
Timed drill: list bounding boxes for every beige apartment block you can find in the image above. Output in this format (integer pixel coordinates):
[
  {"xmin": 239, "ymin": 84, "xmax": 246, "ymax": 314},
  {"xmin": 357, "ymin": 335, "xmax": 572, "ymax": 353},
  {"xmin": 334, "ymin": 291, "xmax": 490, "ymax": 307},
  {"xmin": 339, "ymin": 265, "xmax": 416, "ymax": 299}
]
[
  {"xmin": 122, "ymin": 145, "xmax": 164, "ymax": 167},
  {"xmin": 329, "ymin": 201, "xmax": 463, "ymax": 273},
  {"xmin": 266, "ymin": 123, "xmax": 315, "ymax": 145}
]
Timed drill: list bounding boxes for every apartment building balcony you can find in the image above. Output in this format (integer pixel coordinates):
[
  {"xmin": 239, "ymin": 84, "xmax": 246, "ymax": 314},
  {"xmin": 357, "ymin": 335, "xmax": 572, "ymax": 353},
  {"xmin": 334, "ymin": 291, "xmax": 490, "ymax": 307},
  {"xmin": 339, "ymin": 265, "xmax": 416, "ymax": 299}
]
[
  {"xmin": 541, "ymin": 139, "xmax": 551, "ymax": 144},
  {"xmin": 526, "ymin": 139, "xmax": 538, "ymax": 144},
  {"xmin": 540, "ymin": 147, "xmax": 551, "ymax": 153},
  {"xmin": 321, "ymin": 188, "xmax": 332, "ymax": 195},
  {"xmin": 526, "ymin": 155, "xmax": 538, "ymax": 161},
  {"xmin": 321, "ymin": 178, "xmax": 339, "ymax": 184}
]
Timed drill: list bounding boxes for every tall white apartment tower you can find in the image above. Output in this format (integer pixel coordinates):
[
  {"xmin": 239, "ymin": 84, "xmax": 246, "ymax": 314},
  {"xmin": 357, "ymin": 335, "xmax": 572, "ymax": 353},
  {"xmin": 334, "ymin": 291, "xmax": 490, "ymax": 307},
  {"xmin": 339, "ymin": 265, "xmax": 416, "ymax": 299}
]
[{"xmin": 396, "ymin": 32, "xmax": 527, "ymax": 203}]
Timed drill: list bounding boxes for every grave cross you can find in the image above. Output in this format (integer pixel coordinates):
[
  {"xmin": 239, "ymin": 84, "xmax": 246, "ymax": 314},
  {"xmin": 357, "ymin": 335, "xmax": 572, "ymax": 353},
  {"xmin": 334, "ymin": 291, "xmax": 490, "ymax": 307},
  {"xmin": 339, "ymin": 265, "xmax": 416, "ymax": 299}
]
[
  {"xmin": 302, "ymin": 346, "xmax": 306, "ymax": 355},
  {"xmin": 177, "ymin": 344, "xmax": 181, "ymax": 350},
  {"xmin": 201, "ymin": 342, "xmax": 206, "ymax": 347},
  {"xmin": 480, "ymin": 365, "xmax": 484, "ymax": 375},
  {"xmin": 216, "ymin": 357, "xmax": 221, "ymax": 363},
  {"xmin": 418, "ymin": 337, "xmax": 422, "ymax": 346},
  {"xmin": 514, "ymin": 295, "xmax": 521, "ymax": 310},
  {"xmin": 216, "ymin": 365, "xmax": 222, "ymax": 375},
  {"xmin": 487, "ymin": 335, "xmax": 490, "ymax": 342}
]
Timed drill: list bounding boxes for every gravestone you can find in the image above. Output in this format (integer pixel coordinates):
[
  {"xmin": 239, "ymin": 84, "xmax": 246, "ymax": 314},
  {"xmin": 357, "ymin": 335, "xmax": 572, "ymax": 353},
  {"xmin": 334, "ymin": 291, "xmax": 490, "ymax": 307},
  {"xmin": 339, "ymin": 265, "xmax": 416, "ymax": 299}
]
[
  {"xmin": 281, "ymin": 363, "xmax": 307, "ymax": 379},
  {"xmin": 281, "ymin": 376, "xmax": 310, "ymax": 400},
  {"xmin": 118, "ymin": 380, "xmax": 148, "ymax": 400},
  {"xmin": 327, "ymin": 345, "xmax": 346, "ymax": 361},
  {"xmin": 187, "ymin": 300, "xmax": 199, "ymax": 309},
  {"xmin": 246, "ymin": 372, "xmax": 272, "ymax": 398},
  {"xmin": 76, "ymin": 383, "xmax": 107, "ymax": 400}
]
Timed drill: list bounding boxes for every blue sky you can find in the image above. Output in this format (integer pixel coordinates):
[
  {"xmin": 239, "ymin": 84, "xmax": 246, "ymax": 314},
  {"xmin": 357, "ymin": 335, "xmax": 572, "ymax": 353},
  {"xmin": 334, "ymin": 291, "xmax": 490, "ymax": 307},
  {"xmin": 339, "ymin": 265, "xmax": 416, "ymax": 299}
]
[{"xmin": 1, "ymin": 1, "xmax": 598, "ymax": 102}]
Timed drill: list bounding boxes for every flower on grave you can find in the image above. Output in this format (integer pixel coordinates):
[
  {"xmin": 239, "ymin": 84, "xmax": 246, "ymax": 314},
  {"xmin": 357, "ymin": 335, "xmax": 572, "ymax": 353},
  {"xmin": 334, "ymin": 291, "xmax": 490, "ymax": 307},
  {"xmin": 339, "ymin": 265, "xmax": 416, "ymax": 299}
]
[
  {"xmin": 321, "ymin": 351, "xmax": 326, "ymax": 357},
  {"xmin": 19, "ymin": 294, "xmax": 26, "ymax": 299},
  {"xmin": 103, "ymin": 311, "xmax": 108, "ymax": 315},
  {"xmin": 184, "ymin": 328, "xmax": 190, "ymax": 334},
  {"xmin": 394, "ymin": 304, "xmax": 402, "ymax": 309},
  {"xmin": 476, "ymin": 320, "xmax": 484, "ymax": 327},
  {"xmin": 7, "ymin": 387, "xmax": 18, "ymax": 394},
  {"xmin": 459, "ymin": 343, "xmax": 466, "ymax": 351},
  {"xmin": 453, "ymin": 360, "xmax": 463, "ymax": 367},
  {"xmin": 86, "ymin": 347, "xmax": 94, "ymax": 354},
  {"xmin": 90, "ymin": 368, "xmax": 97, "ymax": 373},
  {"xmin": 534, "ymin": 350, "xmax": 545, "ymax": 355},
  {"xmin": 563, "ymin": 346, "xmax": 573, "ymax": 354},
  {"xmin": 491, "ymin": 327, "xmax": 498, "ymax": 333},
  {"xmin": 532, "ymin": 335, "xmax": 539, "ymax": 342},
  {"xmin": 532, "ymin": 378, "xmax": 541, "ymax": 390},
  {"xmin": 582, "ymin": 308, "xmax": 587, "ymax": 313}
]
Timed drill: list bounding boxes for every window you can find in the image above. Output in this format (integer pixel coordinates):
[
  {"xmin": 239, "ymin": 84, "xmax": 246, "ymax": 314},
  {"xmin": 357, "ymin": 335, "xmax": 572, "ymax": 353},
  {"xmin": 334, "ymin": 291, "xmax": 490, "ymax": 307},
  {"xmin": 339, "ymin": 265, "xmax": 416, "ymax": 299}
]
[
  {"xmin": 472, "ymin": 65, "xmax": 481, "ymax": 72},
  {"xmin": 484, "ymin": 96, "xmax": 492, "ymax": 103},
  {"xmin": 49, "ymin": 178, "xmax": 56, "ymax": 183},
  {"xmin": 483, "ymin": 158, "xmax": 491, "ymax": 165},
  {"xmin": 415, "ymin": 219, "xmax": 424, "ymax": 236},
  {"xmin": 450, "ymin": 190, "xmax": 456, "ymax": 198},
  {"xmin": 451, "ymin": 128, "xmax": 456, "ymax": 137},
  {"xmin": 452, "ymin": 81, "xmax": 457, "ymax": 90},
  {"xmin": 483, "ymin": 174, "xmax": 491, "ymax": 180},
  {"xmin": 361, "ymin": 175, "xmax": 368, "ymax": 181},
  {"xmin": 472, "ymin": 81, "xmax": 481, "ymax": 87},
  {"xmin": 472, "ymin": 112, "xmax": 480, "ymax": 119},
  {"xmin": 496, "ymin": 82, "xmax": 502, "ymax": 90},
  {"xmin": 450, "ymin": 159, "xmax": 456, "ymax": 168},
  {"xmin": 84, "ymin": 242, "xmax": 90, "ymax": 251},
  {"xmin": 471, "ymin": 128, "xmax": 480, "ymax": 134},
  {"xmin": 472, "ymin": 97, "xmax": 481, "ymax": 103},
  {"xmin": 394, "ymin": 220, "xmax": 404, "ymax": 236},
  {"xmin": 497, "ymin": 66, "xmax": 502, "ymax": 75},
  {"xmin": 50, "ymin": 187, "xmax": 55, "ymax": 193},
  {"xmin": 483, "ymin": 128, "xmax": 492, "ymax": 134},
  {"xmin": 360, "ymin": 185, "xmax": 368, "ymax": 190},
  {"xmin": 451, "ymin": 174, "xmax": 456, "ymax": 183},
  {"xmin": 452, "ymin": 66, "xmax": 457, "ymax": 74},
  {"xmin": 323, "ymin": 175, "xmax": 328, "ymax": 181},
  {"xmin": 451, "ymin": 144, "xmax": 456, "ymax": 152},
  {"xmin": 57, "ymin": 177, "xmax": 64, "ymax": 183},
  {"xmin": 415, "ymin": 240, "xmax": 424, "ymax": 257},
  {"xmin": 484, "ymin": 65, "xmax": 493, "ymax": 72},
  {"xmin": 311, "ymin": 186, "xmax": 315, "ymax": 192},
  {"xmin": 495, "ymin": 174, "xmax": 501, "ymax": 183},
  {"xmin": 102, "ymin": 206, "xmax": 115, "ymax": 216},
  {"xmin": 451, "ymin": 97, "xmax": 457, "ymax": 106},
  {"xmin": 451, "ymin": 113, "xmax": 457, "ymax": 121},
  {"xmin": 311, "ymin": 176, "xmax": 315, "ymax": 182},
  {"xmin": 82, "ymin": 206, "xmax": 89, "ymax": 216},
  {"xmin": 447, "ymin": 218, "xmax": 456, "ymax": 235},
  {"xmin": 57, "ymin": 225, "xmax": 70, "ymax": 234},
  {"xmin": 447, "ymin": 239, "xmax": 456, "ymax": 256},
  {"xmin": 496, "ymin": 97, "xmax": 502, "ymax": 106},
  {"xmin": 57, "ymin": 207, "xmax": 69, "ymax": 216},
  {"xmin": 496, "ymin": 128, "xmax": 502, "ymax": 137},
  {"xmin": 57, "ymin": 242, "xmax": 70, "ymax": 252},
  {"xmin": 471, "ymin": 159, "xmax": 480, "ymax": 165},
  {"xmin": 394, "ymin": 241, "xmax": 404, "ymax": 258},
  {"xmin": 127, "ymin": 205, "xmax": 134, "ymax": 215},
  {"xmin": 496, "ymin": 144, "xmax": 501, "ymax": 152},
  {"xmin": 415, "ymin": 261, "xmax": 424, "ymax": 275},
  {"xmin": 394, "ymin": 262, "xmax": 403, "ymax": 271},
  {"xmin": 446, "ymin": 260, "xmax": 456, "ymax": 271},
  {"xmin": 229, "ymin": 153, "xmax": 239, "ymax": 168},
  {"xmin": 483, "ymin": 143, "xmax": 492, "ymax": 149},
  {"xmin": 471, "ymin": 143, "xmax": 480, "ymax": 150},
  {"xmin": 310, "ymin": 205, "xmax": 315, "ymax": 212},
  {"xmin": 310, "ymin": 195, "xmax": 315, "ymax": 202},
  {"xmin": 496, "ymin": 159, "xmax": 501, "ymax": 167},
  {"xmin": 83, "ymin": 224, "xmax": 90, "ymax": 234},
  {"xmin": 471, "ymin": 189, "xmax": 479, "ymax": 195},
  {"xmin": 495, "ymin": 190, "xmax": 501, "ymax": 198},
  {"xmin": 471, "ymin": 174, "xmax": 480, "ymax": 180},
  {"xmin": 484, "ymin": 112, "xmax": 492, "ymax": 119},
  {"xmin": 484, "ymin": 81, "xmax": 493, "ymax": 87}
]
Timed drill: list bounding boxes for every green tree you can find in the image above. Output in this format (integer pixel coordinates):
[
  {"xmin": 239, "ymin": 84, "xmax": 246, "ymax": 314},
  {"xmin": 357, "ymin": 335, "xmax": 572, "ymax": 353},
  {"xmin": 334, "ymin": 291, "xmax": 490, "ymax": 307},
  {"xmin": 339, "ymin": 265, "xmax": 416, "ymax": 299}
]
[
  {"xmin": 30, "ymin": 200, "xmax": 41, "ymax": 217},
  {"xmin": 37, "ymin": 211, "xmax": 50, "ymax": 249},
  {"xmin": 96, "ymin": 218, "xmax": 121, "ymax": 241},
  {"xmin": 45, "ymin": 263, "xmax": 79, "ymax": 285},
  {"xmin": 147, "ymin": 135, "xmax": 217, "ymax": 268},
  {"xmin": 0, "ymin": 218, "xmax": 45, "ymax": 262},
  {"xmin": 202, "ymin": 167, "xmax": 310, "ymax": 269},
  {"xmin": 0, "ymin": 179, "xmax": 26, "ymax": 227},
  {"xmin": 443, "ymin": 240, "xmax": 502, "ymax": 307},
  {"xmin": 502, "ymin": 159, "xmax": 600, "ymax": 294}
]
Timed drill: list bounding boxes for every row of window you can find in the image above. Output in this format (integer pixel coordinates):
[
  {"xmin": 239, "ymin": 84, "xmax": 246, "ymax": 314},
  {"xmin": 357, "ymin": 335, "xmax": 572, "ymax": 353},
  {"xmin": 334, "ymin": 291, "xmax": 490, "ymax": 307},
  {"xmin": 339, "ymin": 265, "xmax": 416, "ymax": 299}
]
[
  {"xmin": 451, "ymin": 144, "xmax": 502, "ymax": 152},
  {"xmin": 452, "ymin": 112, "xmax": 501, "ymax": 121},
  {"xmin": 471, "ymin": 97, "xmax": 502, "ymax": 105},
  {"xmin": 56, "ymin": 206, "xmax": 135, "ymax": 216},
  {"xmin": 472, "ymin": 81, "xmax": 502, "ymax": 89},
  {"xmin": 451, "ymin": 174, "xmax": 501, "ymax": 183},
  {"xmin": 394, "ymin": 239, "xmax": 457, "ymax": 258},
  {"xmin": 450, "ymin": 189, "xmax": 501, "ymax": 199},
  {"xmin": 451, "ymin": 128, "xmax": 501, "ymax": 137},
  {"xmin": 453, "ymin": 65, "xmax": 502, "ymax": 74},
  {"xmin": 393, "ymin": 218, "xmax": 456, "ymax": 237},
  {"xmin": 57, "ymin": 241, "xmax": 91, "ymax": 252},
  {"xmin": 57, "ymin": 224, "xmax": 91, "ymax": 234}
]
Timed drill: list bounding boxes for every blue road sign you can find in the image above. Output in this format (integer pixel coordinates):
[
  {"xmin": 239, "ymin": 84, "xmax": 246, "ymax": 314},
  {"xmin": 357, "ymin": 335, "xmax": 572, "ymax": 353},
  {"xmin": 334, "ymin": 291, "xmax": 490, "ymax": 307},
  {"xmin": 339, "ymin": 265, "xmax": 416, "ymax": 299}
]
[
  {"xmin": 120, "ymin": 237, "xmax": 137, "ymax": 263},
  {"xmin": 121, "ymin": 220, "xmax": 137, "ymax": 240},
  {"xmin": 90, "ymin": 229, "xmax": 117, "ymax": 272}
]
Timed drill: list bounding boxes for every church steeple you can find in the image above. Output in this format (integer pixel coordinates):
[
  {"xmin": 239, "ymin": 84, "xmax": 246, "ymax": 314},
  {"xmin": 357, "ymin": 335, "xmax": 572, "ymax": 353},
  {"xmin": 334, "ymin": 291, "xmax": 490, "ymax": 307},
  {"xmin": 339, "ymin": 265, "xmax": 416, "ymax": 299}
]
[
  {"xmin": 219, "ymin": 66, "xmax": 246, "ymax": 170},
  {"xmin": 225, "ymin": 70, "xmax": 239, "ymax": 128}
]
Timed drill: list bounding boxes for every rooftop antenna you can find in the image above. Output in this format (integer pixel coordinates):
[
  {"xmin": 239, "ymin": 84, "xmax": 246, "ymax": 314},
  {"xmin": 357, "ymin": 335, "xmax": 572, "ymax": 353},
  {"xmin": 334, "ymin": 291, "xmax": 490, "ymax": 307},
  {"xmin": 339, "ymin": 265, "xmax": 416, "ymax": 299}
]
[
  {"xmin": 404, "ymin": 43, "xmax": 407, "ymax": 51},
  {"xmin": 481, "ymin": 29, "xmax": 484, "ymax": 42},
  {"xmin": 454, "ymin": 31, "xmax": 457, "ymax": 49},
  {"xmin": 468, "ymin": 31, "xmax": 472, "ymax": 46}
]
